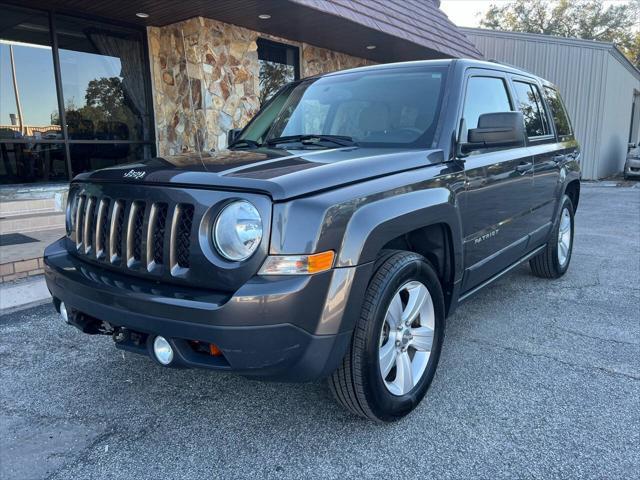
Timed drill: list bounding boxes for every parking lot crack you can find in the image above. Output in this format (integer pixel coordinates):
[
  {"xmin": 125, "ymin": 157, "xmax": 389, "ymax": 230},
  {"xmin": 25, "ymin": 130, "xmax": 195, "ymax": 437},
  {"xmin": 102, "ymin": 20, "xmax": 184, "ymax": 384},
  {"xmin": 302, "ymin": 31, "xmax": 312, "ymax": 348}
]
[{"xmin": 463, "ymin": 337, "xmax": 640, "ymax": 381}]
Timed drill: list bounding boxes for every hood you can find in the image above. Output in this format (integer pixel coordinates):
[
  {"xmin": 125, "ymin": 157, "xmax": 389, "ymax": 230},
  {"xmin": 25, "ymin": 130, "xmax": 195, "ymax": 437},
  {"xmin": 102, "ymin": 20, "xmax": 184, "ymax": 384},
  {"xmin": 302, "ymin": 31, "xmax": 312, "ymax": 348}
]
[{"xmin": 74, "ymin": 147, "xmax": 445, "ymax": 201}]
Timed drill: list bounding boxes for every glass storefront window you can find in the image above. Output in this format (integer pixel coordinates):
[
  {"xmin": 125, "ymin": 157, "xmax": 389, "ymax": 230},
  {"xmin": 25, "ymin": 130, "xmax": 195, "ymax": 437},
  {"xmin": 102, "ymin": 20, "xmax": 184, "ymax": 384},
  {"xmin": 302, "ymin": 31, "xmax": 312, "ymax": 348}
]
[
  {"xmin": 257, "ymin": 39, "xmax": 300, "ymax": 106},
  {"xmin": 56, "ymin": 15, "xmax": 151, "ymax": 142},
  {"xmin": 0, "ymin": 142, "xmax": 68, "ymax": 182},
  {"xmin": 0, "ymin": 6, "xmax": 66, "ymax": 182},
  {"xmin": 0, "ymin": 5, "xmax": 155, "ymax": 184},
  {"xmin": 69, "ymin": 142, "xmax": 155, "ymax": 177}
]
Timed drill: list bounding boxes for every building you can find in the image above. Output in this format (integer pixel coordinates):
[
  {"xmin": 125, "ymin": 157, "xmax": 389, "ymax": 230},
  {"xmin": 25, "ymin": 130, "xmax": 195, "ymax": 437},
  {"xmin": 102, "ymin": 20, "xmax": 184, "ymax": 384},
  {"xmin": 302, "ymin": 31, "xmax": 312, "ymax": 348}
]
[
  {"xmin": 0, "ymin": 0, "xmax": 481, "ymax": 281},
  {"xmin": 462, "ymin": 27, "xmax": 640, "ymax": 180}
]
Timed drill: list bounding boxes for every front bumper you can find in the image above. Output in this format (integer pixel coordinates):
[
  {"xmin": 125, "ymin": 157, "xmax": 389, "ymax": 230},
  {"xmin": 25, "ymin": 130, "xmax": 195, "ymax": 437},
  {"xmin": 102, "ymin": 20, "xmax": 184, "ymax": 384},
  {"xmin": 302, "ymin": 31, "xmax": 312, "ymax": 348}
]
[
  {"xmin": 44, "ymin": 238, "xmax": 359, "ymax": 382},
  {"xmin": 625, "ymin": 159, "xmax": 640, "ymax": 178}
]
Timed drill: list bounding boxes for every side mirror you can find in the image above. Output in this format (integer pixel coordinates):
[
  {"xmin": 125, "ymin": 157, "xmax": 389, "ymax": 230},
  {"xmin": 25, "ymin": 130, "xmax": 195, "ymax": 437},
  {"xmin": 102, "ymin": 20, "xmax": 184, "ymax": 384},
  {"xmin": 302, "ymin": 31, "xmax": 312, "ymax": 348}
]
[
  {"xmin": 227, "ymin": 128, "xmax": 242, "ymax": 147},
  {"xmin": 463, "ymin": 112, "xmax": 525, "ymax": 153}
]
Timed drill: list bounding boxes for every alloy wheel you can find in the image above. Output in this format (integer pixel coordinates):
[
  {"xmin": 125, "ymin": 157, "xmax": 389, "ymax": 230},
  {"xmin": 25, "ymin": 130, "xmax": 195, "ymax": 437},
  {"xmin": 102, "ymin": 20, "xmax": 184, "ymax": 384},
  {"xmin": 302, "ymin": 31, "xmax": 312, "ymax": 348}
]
[
  {"xmin": 378, "ymin": 280, "xmax": 435, "ymax": 396},
  {"xmin": 557, "ymin": 207, "xmax": 572, "ymax": 267}
]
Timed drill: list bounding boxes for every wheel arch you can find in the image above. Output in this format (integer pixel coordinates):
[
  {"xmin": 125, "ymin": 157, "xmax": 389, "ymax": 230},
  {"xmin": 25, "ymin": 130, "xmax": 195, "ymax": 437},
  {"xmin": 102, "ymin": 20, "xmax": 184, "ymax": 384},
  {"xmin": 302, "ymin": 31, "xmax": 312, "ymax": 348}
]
[
  {"xmin": 565, "ymin": 179, "xmax": 580, "ymax": 212},
  {"xmin": 336, "ymin": 188, "xmax": 463, "ymax": 316}
]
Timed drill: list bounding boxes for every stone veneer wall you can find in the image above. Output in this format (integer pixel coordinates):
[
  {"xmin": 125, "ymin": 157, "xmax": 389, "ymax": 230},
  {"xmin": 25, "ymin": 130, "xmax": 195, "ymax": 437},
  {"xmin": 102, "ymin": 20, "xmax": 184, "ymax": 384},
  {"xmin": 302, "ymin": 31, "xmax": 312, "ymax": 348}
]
[{"xmin": 148, "ymin": 17, "xmax": 373, "ymax": 156}]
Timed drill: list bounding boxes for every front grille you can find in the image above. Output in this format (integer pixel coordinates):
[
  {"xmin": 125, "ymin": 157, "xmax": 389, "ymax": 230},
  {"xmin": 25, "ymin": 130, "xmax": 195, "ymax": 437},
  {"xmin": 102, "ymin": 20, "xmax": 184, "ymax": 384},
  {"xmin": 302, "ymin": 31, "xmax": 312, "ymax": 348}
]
[{"xmin": 72, "ymin": 195, "xmax": 194, "ymax": 276}]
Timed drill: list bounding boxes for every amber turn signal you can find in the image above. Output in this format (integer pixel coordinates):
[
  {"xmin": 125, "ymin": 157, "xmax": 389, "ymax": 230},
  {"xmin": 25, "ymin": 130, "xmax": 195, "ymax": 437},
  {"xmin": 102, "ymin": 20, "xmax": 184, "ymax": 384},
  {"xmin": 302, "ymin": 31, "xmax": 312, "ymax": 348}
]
[
  {"xmin": 258, "ymin": 250, "xmax": 336, "ymax": 275},
  {"xmin": 209, "ymin": 343, "xmax": 223, "ymax": 357}
]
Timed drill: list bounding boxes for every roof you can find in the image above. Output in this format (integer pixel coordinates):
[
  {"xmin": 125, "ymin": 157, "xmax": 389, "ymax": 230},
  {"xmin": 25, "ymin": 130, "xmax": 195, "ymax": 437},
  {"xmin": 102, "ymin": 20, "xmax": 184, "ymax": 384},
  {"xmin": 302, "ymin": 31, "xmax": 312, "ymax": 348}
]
[
  {"xmin": 17, "ymin": 0, "xmax": 483, "ymax": 62},
  {"xmin": 291, "ymin": 0, "xmax": 483, "ymax": 59},
  {"xmin": 462, "ymin": 27, "xmax": 640, "ymax": 81}
]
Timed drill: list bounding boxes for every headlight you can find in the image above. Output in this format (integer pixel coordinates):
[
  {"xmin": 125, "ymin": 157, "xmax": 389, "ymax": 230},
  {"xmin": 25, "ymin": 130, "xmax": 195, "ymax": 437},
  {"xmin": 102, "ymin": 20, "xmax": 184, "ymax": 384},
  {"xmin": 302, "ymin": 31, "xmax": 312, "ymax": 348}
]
[{"xmin": 213, "ymin": 200, "xmax": 263, "ymax": 261}]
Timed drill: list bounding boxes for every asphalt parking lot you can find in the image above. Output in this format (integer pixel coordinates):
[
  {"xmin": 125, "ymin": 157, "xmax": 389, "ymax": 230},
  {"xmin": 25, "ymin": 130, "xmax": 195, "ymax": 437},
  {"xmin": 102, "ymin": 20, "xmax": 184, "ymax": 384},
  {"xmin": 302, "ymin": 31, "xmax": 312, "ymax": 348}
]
[{"xmin": 1, "ymin": 183, "xmax": 639, "ymax": 480}]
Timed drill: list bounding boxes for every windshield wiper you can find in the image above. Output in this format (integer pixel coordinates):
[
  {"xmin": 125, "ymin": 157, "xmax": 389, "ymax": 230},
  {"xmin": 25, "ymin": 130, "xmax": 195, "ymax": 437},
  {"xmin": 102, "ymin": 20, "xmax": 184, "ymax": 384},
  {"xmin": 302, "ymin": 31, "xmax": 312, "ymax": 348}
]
[
  {"xmin": 265, "ymin": 134, "xmax": 357, "ymax": 148},
  {"xmin": 228, "ymin": 138, "xmax": 261, "ymax": 149}
]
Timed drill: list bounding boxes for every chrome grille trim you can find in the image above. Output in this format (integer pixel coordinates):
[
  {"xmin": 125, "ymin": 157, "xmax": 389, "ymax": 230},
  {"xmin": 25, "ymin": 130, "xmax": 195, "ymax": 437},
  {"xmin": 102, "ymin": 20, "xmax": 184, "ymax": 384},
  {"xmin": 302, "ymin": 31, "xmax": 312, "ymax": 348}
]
[
  {"xmin": 126, "ymin": 201, "xmax": 145, "ymax": 268},
  {"xmin": 95, "ymin": 198, "xmax": 110, "ymax": 259},
  {"xmin": 66, "ymin": 187, "xmax": 217, "ymax": 283},
  {"xmin": 109, "ymin": 200, "xmax": 124, "ymax": 264},
  {"xmin": 74, "ymin": 195, "xmax": 86, "ymax": 250},
  {"xmin": 146, "ymin": 202, "xmax": 167, "ymax": 271},
  {"xmin": 83, "ymin": 196, "xmax": 96, "ymax": 255}
]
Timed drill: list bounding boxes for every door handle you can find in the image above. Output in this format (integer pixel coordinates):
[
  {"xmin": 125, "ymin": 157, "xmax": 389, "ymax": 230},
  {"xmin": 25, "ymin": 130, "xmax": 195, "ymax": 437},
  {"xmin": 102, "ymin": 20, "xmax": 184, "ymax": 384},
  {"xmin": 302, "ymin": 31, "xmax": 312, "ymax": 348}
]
[{"xmin": 516, "ymin": 162, "xmax": 533, "ymax": 173}]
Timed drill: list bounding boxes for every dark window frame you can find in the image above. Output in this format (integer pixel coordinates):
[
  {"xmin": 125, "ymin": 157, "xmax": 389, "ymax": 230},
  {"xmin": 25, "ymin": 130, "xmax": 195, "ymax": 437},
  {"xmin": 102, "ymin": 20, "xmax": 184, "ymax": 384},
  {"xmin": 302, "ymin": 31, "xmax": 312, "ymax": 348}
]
[
  {"xmin": 542, "ymin": 85, "xmax": 574, "ymax": 141},
  {"xmin": 257, "ymin": 38, "xmax": 301, "ymax": 80},
  {"xmin": 458, "ymin": 70, "xmax": 515, "ymax": 153},
  {"xmin": 0, "ymin": 2, "xmax": 155, "ymax": 183},
  {"xmin": 510, "ymin": 77, "xmax": 554, "ymax": 142}
]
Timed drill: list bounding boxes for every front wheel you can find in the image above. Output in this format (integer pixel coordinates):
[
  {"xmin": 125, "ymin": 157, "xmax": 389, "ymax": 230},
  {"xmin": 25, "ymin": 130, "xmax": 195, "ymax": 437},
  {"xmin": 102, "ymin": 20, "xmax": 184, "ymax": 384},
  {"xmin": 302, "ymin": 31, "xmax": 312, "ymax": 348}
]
[
  {"xmin": 530, "ymin": 194, "xmax": 575, "ymax": 278},
  {"xmin": 329, "ymin": 251, "xmax": 445, "ymax": 422}
]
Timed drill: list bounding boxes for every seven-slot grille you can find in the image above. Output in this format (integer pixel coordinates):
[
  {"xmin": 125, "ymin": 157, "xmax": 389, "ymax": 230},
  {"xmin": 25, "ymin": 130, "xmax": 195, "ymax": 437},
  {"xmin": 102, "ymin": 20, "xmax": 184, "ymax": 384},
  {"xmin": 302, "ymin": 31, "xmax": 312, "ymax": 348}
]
[{"xmin": 71, "ymin": 194, "xmax": 194, "ymax": 275}]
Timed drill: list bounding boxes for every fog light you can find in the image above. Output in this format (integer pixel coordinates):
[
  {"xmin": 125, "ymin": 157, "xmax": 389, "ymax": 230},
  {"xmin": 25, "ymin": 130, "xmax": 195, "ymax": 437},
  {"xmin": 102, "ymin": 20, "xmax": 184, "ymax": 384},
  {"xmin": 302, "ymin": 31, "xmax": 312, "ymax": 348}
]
[
  {"xmin": 153, "ymin": 336, "xmax": 174, "ymax": 365},
  {"xmin": 60, "ymin": 302, "xmax": 68, "ymax": 322}
]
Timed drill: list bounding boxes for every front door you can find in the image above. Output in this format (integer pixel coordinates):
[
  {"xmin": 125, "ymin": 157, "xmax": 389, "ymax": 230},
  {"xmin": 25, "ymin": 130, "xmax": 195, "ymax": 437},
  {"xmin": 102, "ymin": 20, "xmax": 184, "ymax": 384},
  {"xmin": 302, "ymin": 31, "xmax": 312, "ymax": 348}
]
[{"xmin": 458, "ymin": 70, "xmax": 535, "ymax": 293}]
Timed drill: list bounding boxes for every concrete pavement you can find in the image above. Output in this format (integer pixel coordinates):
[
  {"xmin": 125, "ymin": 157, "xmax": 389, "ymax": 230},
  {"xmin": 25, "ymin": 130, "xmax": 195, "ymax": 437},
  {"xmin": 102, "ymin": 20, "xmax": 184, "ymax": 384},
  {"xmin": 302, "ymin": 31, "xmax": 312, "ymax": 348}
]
[{"xmin": 1, "ymin": 183, "xmax": 638, "ymax": 479}]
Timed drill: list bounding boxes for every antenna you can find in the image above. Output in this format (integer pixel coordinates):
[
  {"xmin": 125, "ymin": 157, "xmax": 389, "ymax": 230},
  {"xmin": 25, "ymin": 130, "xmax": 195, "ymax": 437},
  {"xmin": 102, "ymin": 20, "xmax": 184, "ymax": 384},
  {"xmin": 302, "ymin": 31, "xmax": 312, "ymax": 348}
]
[{"xmin": 180, "ymin": 28, "xmax": 204, "ymax": 162}]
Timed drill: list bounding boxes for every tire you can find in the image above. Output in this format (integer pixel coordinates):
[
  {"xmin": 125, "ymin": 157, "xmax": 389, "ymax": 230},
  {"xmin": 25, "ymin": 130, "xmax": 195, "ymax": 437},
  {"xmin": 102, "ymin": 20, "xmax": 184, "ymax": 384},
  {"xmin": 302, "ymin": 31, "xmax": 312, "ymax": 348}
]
[
  {"xmin": 529, "ymin": 194, "xmax": 575, "ymax": 279},
  {"xmin": 329, "ymin": 251, "xmax": 445, "ymax": 422}
]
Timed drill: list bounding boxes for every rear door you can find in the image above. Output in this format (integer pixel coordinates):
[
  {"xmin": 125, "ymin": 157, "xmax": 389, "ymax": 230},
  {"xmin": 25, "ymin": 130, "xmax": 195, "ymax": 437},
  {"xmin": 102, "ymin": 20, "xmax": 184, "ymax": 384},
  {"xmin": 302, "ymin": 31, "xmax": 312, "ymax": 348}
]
[
  {"xmin": 459, "ymin": 70, "xmax": 535, "ymax": 292},
  {"xmin": 510, "ymin": 77, "xmax": 560, "ymax": 245}
]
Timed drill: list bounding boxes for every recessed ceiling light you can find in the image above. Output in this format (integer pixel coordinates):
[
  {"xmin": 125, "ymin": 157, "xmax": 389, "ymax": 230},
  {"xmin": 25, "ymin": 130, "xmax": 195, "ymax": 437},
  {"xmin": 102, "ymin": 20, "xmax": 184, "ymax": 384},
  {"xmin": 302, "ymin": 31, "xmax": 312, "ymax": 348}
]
[
  {"xmin": 258, "ymin": 14, "xmax": 271, "ymax": 20},
  {"xmin": 366, "ymin": 45, "xmax": 377, "ymax": 50},
  {"xmin": 136, "ymin": 12, "xmax": 150, "ymax": 18}
]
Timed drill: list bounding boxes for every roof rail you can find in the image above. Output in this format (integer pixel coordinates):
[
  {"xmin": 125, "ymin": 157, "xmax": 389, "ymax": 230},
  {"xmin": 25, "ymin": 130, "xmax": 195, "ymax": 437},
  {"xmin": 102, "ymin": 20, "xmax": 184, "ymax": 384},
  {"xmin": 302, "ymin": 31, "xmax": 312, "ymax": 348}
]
[{"xmin": 487, "ymin": 58, "xmax": 536, "ymax": 76}]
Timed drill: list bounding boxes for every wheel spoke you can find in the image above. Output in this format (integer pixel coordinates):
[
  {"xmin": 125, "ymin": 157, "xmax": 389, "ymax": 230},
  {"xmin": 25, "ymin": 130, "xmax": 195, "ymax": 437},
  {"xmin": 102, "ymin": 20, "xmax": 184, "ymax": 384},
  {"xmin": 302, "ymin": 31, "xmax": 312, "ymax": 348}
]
[
  {"xmin": 379, "ymin": 338, "xmax": 397, "ymax": 378},
  {"xmin": 394, "ymin": 351, "xmax": 414, "ymax": 395},
  {"xmin": 410, "ymin": 326, "xmax": 434, "ymax": 351},
  {"xmin": 386, "ymin": 293, "xmax": 403, "ymax": 329},
  {"xmin": 559, "ymin": 241, "xmax": 568, "ymax": 258},
  {"xmin": 402, "ymin": 283, "xmax": 428, "ymax": 324}
]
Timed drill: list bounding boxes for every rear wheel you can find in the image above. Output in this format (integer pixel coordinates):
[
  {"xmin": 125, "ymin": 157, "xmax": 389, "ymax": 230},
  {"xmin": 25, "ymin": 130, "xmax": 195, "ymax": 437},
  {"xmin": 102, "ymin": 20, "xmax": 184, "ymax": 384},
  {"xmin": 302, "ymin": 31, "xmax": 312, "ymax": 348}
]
[
  {"xmin": 530, "ymin": 194, "xmax": 575, "ymax": 278},
  {"xmin": 329, "ymin": 251, "xmax": 445, "ymax": 422}
]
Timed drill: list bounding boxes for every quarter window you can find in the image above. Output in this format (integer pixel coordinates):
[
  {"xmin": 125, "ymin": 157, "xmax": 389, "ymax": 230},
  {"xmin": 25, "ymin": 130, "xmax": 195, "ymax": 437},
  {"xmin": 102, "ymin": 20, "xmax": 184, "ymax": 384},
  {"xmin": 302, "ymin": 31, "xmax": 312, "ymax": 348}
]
[
  {"xmin": 543, "ymin": 86, "xmax": 572, "ymax": 138},
  {"xmin": 512, "ymin": 81, "xmax": 551, "ymax": 138}
]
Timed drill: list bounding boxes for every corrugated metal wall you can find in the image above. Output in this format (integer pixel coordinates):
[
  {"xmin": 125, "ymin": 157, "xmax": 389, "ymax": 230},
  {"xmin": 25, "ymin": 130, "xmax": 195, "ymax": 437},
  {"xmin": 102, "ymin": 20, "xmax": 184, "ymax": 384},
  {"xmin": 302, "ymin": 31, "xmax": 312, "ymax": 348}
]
[{"xmin": 462, "ymin": 28, "xmax": 640, "ymax": 180}]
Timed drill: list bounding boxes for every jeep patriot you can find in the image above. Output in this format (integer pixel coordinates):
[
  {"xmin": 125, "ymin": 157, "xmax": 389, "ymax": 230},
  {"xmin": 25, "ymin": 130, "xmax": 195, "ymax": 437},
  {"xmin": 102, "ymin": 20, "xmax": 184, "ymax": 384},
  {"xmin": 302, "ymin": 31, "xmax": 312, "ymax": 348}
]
[{"xmin": 45, "ymin": 59, "xmax": 580, "ymax": 422}]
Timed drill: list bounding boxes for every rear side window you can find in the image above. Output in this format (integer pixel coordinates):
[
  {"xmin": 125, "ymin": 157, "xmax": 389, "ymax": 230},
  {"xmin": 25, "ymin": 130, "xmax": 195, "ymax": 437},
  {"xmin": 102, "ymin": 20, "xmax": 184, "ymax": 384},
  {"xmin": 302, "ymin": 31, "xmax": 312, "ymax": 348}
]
[
  {"xmin": 543, "ymin": 86, "xmax": 573, "ymax": 138},
  {"xmin": 512, "ymin": 81, "xmax": 551, "ymax": 138},
  {"xmin": 462, "ymin": 76, "xmax": 512, "ymax": 133}
]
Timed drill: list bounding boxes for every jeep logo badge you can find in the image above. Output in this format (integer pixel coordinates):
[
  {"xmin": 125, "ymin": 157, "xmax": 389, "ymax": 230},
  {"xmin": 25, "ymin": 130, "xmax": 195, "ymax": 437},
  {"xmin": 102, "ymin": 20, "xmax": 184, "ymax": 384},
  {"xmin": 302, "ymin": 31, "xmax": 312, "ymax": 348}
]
[{"xmin": 123, "ymin": 169, "xmax": 146, "ymax": 180}]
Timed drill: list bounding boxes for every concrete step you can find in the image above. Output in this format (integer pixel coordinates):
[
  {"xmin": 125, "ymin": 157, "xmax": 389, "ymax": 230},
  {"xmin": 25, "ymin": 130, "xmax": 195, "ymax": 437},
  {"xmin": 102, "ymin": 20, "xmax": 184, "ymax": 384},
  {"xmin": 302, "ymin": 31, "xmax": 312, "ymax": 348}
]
[
  {"xmin": 0, "ymin": 198, "xmax": 59, "ymax": 217},
  {"xmin": 0, "ymin": 212, "xmax": 65, "ymax": 234}
]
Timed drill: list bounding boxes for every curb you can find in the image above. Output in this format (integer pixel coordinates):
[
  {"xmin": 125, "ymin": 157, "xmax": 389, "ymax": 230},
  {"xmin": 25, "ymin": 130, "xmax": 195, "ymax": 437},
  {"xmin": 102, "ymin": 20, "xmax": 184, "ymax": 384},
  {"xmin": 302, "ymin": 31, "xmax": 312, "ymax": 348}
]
[{"xmin": 0, "ymin": 276, "xmax": 52, "ymax": 316}]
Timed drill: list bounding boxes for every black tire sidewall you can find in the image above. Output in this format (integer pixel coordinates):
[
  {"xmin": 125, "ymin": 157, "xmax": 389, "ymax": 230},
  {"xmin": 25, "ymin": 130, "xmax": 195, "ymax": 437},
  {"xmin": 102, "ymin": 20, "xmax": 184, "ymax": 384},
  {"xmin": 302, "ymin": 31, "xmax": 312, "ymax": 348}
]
[{"xmin": 360, "ymin": 255, "xmax": 445, "ymax": 421}]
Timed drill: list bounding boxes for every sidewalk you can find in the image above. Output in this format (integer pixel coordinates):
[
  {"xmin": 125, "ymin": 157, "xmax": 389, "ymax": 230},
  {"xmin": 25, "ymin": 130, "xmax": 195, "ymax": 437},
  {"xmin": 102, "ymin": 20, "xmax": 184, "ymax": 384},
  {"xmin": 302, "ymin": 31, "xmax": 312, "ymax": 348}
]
[{"xmin": 0, "ymin": 276, "xmax": 51, "ymax": 315}]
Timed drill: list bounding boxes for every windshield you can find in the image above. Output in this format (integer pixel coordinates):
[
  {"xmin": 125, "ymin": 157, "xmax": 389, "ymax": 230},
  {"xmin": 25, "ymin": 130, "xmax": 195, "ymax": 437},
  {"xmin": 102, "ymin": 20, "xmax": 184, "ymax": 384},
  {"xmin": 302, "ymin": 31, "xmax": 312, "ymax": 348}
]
[{"xmin": 237, "ymin": 65, "xmax": 449, "ymax": 148}]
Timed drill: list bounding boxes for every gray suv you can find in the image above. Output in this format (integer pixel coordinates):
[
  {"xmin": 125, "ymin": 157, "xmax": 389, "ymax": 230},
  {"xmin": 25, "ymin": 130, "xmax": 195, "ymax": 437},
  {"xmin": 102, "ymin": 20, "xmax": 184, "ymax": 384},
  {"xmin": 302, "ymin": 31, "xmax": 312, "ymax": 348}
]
[{"xmin": 45, "ymin": 59, "xmax": 580, "ymax": 422}]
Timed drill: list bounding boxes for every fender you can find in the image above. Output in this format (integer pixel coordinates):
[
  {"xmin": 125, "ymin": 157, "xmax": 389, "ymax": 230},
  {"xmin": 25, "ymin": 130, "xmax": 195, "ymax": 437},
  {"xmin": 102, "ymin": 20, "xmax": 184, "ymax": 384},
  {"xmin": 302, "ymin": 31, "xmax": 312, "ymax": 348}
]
[
  {"xmin": 312, "ymin": 187, "xmax": 465, "ymax": 337},
  {"xmin": 336, "ymin": 187, "xmax": 464, "ymax": 278}
]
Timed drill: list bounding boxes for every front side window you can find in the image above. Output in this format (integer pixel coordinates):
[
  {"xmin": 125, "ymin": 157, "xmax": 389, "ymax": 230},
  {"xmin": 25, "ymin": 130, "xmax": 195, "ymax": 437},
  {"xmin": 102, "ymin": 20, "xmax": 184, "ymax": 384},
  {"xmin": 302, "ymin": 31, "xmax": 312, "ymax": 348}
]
[
  {"xmin": 513, "ymin": 81, "xmax": 551, "ymax": 138},
  {"xmin": 239, "ymin": 66, "xmax": 448, "ymax": 148},
  {"xmin": 543, "ymin": 86, "xmax": 572, "ymax": 138},
  {"xmin": 462, "ymin": 76, "xmax": 513, "ymax": 136}
]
